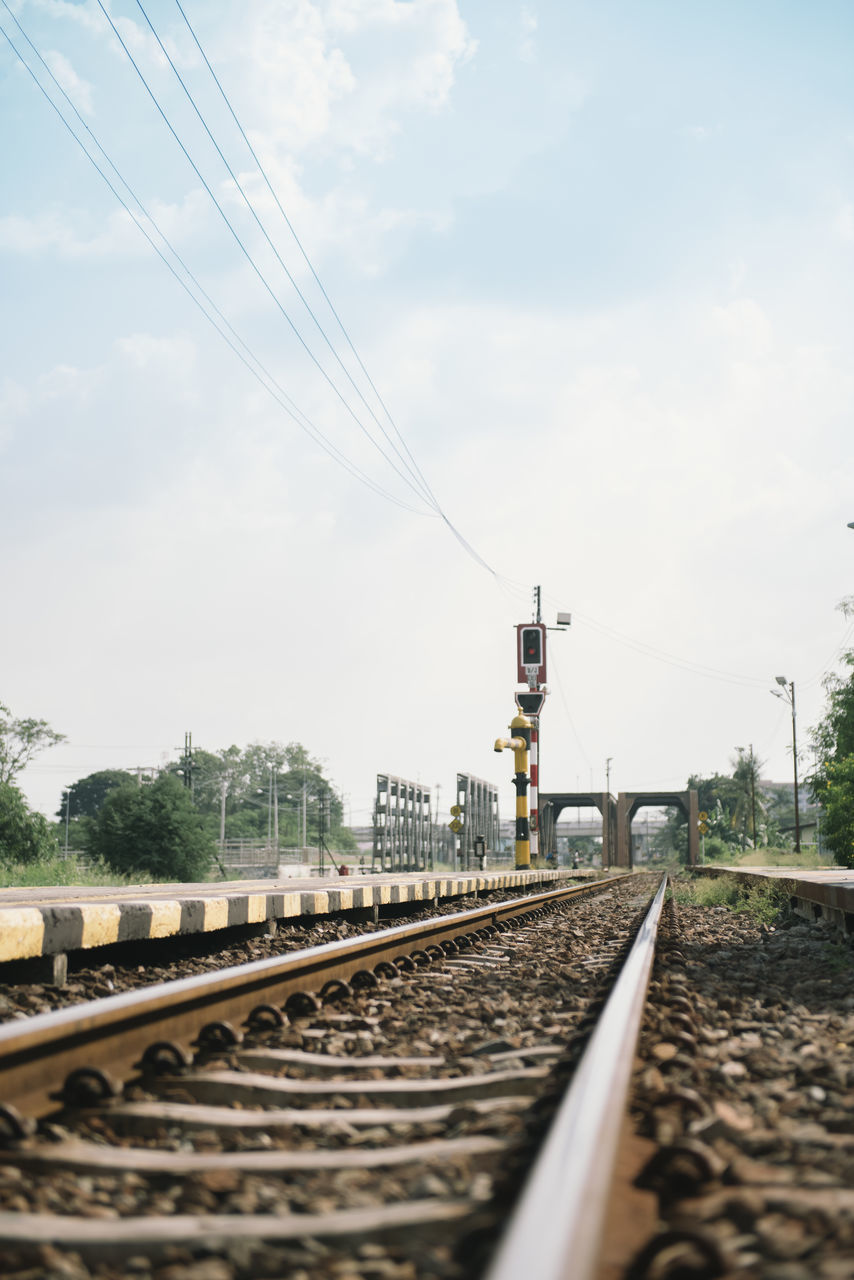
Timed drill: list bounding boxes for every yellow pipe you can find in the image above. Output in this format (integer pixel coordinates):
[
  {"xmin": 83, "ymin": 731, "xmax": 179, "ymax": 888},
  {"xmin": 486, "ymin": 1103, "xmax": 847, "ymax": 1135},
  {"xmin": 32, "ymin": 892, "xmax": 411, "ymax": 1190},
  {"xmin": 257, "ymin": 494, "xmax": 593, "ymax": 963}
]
[{"xmin": 494, "ymin": 713, "xmax": 531, "ymax": 869}]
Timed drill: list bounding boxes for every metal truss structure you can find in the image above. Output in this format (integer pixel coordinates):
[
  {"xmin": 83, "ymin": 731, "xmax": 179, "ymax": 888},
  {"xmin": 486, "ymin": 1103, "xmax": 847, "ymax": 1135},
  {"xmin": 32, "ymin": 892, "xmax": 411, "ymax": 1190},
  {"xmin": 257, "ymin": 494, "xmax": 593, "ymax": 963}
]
[
  {"xmin": 455, "ymin": 773, "xmax": 500, "ymax": 870},
  {"xmin": 372, "ymin": 774, "xmax": 434, "ymax": 872}
]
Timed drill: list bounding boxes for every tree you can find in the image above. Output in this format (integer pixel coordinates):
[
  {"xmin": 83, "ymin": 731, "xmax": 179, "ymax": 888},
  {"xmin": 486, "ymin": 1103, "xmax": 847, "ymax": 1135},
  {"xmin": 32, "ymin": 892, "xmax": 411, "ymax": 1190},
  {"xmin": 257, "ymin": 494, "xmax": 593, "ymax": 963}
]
[
  {"xmin": 88, "ymin": 775, "xmax": 215, "ymax": 881},
  {"xmin": 0, "ymin": 702, "xmax": 65, "ymax": 785},
  {"xmin": 730, "ymin": 747, "xmax": 766, "ymax": 848},
  {"xmin": 808, "ymin": 598, "xmax": 854, "ymax": 867},
  {"xmin": 816, "ymin": 756, "xmax": 854, "ymax": 868},
  {"xmin": 0, "ymin": 783, "xmax": 59, "ymax": 863},
  {"xmin": 171, "ymin": 739, "xmax": 353, "ymax": 849},
  {"xmin": 56, "ymin": 770, "xmax": 134, "ymax": 822}
]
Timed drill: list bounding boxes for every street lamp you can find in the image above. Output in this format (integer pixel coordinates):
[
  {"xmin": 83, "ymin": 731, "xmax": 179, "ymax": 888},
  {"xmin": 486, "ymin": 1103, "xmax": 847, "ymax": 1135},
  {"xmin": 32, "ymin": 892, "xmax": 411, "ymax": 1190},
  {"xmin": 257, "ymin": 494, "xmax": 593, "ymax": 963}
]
[{"xmin": 771, "ymin": 676, "xmax": 800, "ymax": 852}]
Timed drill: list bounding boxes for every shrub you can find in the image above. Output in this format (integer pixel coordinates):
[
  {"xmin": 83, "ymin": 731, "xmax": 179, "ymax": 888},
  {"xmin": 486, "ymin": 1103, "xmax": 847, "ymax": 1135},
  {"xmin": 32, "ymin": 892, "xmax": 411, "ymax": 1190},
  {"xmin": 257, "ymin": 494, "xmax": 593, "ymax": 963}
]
[{"xmin": 89, "ymin": 774, "xmax": 215, "ymax": 881}]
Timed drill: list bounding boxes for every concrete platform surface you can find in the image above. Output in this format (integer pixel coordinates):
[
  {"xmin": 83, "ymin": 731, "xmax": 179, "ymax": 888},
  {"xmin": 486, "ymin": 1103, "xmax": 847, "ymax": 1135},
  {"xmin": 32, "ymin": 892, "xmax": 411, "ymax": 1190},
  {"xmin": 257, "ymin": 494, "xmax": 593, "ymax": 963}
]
[{"xmin": 0, "ymin": 868, "xmax": 580, "ymax": 964}]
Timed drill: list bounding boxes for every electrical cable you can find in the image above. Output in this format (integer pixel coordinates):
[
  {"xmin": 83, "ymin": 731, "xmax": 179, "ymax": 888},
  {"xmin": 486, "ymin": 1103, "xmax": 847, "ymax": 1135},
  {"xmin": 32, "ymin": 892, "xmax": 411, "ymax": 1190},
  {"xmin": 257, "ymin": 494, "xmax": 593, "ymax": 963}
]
[
  {"xmin": 540, "ymin": 589, "xmax": 770, "ymax": 688},
  {"xmin": 143, "ymin": 0, "xmax": 509, "ymax": 578},
  {"xmin": 0, "ymin": 5, "xmax": 425, "ymax": 514},
  {"xmin": 136, "ymin": 0, "xmax": 436, "ymax": 512},
  {"xmin": 799, "ymin": 615, "xmax": 854, "ymax": 690},
  {"xmin": 95, "ymin": 0, "xmax": 433, "ymax": 511},
  {"xmin": 546, "ymin": 646, "xmax": 592, "ymax": 770},
  {"xmin": 173, "ymin": 0, "xmax": 439, "ymax": 513}
]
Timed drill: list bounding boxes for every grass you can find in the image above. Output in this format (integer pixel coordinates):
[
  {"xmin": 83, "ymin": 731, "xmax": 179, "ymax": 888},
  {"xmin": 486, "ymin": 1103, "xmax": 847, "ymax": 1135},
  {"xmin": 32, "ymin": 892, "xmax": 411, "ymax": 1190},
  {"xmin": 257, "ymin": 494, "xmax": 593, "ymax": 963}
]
[
  {"xmin": 727, "ymin": 846, "xmax": 826, "ymax": 869},
  {"xmin": 0, "ymin": 856, "xmax": 130, "ymax": 889},
  {"xmin": 672, "ymin": 872, "xmax": 790, "ymax": 928},
  {"xmin": 702, "ymin": 843, "xmax": 827, "ymax": 870}
]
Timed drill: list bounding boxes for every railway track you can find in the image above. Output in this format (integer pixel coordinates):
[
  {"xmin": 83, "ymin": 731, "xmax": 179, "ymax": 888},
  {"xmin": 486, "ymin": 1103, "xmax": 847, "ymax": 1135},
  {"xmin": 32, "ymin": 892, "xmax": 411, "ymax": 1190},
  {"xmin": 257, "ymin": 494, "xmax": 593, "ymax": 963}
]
[{"xmin": 0, "ymin": 873, "xmax": 666, "ymax": 1279}]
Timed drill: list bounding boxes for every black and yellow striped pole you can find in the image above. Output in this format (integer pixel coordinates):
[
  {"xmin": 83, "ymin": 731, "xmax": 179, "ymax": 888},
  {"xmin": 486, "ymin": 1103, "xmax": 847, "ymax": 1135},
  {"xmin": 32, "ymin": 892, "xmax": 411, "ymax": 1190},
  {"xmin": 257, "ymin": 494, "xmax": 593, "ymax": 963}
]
[{"xmin": 494, "ymin": 712, "xmax": 532, "ymax": 869}]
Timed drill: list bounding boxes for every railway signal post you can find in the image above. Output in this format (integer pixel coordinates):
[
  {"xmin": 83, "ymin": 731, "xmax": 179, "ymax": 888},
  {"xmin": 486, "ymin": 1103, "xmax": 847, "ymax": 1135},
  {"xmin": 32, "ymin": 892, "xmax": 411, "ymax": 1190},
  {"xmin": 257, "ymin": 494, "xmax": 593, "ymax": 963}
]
[{"xmin": 516, "ymin": 620, "xmax": 546, "ymax": 861}]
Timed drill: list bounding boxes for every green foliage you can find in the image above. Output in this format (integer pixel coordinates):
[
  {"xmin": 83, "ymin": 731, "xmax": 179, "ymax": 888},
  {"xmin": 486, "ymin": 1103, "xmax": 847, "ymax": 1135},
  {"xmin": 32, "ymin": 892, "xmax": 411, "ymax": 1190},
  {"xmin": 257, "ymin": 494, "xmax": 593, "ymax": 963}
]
[
  {"xmin": 0, "ymin": 701, "xmax": 65, "ymax": 785},
  {"xmin": 0, "ymin": 783, "xmax": 60, "ymax": 864},
  {"xmin": 673, "ymin": 873, "xmax": 789, "ymax": 927},
  {"xmin": 179, "ymin": 739, "xmax": 350, "ymax": 849},
  {"xmin": 0, "ymin": 855, "xmax": 128, "ymax": 888},
  {"xmin": 812, "ymin": 754, "xmax": 854, "ymax": 869},
  {"xmin": 57, "ymin": 769, "xmax": 133, "ymax": 822},
  {"xmin": 809, "ymin": 602, "xmax": 854, "ymax": 868},
  {"xmin": 88, "ymin": 775, "xmax": 215, "ymax": 881}
]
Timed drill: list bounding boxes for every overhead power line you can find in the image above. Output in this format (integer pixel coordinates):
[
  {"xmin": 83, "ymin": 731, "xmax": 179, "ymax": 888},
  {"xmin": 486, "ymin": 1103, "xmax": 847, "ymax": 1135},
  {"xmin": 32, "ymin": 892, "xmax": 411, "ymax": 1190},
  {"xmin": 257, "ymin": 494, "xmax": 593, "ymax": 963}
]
[
  {"xmin": 95, "ymin": 0, "xmax": 433, "ymax": 511},
  {"xmin": 135, "ymin": 0, "xmax": 437, "ymax": 513},
  {"xmin": 0, "ymin": 3, "xmax": 425, "ymax": 513},
  {"xmin": 172, "ymin": 0, "xmax": 438, "ymax": 512}
]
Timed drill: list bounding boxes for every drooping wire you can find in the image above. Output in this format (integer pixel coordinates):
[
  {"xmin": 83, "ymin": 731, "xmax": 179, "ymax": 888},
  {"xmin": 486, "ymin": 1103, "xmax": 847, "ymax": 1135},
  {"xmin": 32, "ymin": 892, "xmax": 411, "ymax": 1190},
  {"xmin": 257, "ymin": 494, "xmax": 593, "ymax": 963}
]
[
  {"xmin": 566, "ymin": 609, "xmax": 769, "ymax": 688},
  {"xmin": 799, "ymin": 614, "xmax": 854, "ymax": 690},
  {"xmin": 547, "ymin": 645, "xmax": 593, "ymax": 770},
  {"xmin": 94, "ymin": 0, "xmax": 434, "ymax": 510},
  {"xmin": 135, "ymin": 0, "xmax": 437, "ymax": 512},
  {"xmin": 0, "ymin": 4, "xmax": 425, "ymax": 514},
  {"xmin": 172, "ymin": 0, "xmax": 441, "ymax": 513},
  {"xmin": 148, "ymin": 1, "xmax": 508, "ymax": 580}
]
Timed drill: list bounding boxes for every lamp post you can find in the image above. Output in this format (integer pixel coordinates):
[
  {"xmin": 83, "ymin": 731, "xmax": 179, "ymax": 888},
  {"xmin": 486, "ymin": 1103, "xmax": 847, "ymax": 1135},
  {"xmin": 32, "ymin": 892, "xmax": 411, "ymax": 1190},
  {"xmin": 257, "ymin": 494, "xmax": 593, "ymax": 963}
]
[{"xmin": 771, "ymin": 677, "xmax": 800, "ymax": 853}]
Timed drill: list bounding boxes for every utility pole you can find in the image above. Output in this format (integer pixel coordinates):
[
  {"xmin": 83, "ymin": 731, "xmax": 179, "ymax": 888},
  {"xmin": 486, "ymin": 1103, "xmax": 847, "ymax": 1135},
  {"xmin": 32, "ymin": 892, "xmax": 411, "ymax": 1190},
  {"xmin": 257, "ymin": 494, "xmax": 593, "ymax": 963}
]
[
  {"xmin": 302, "ymin": 782, "xmax": 308, "ymax": 851},
  {"xmin": 749, "ymin": 743, "xmax": 757, "ymax": 847},
  {"xmin": 790, "ymin": 685, "xmax": 801, "ymax": 854},
  {"xmin": 181, "ymin": 732, "xmax": 194, "ymax": 795},
  {"xmin": 772, "ymin": 678, "xmax": 801, "ymax": 853},
  {"xmin": 605, "ymin": 757, "xmax": 612, "ymax": 866}
]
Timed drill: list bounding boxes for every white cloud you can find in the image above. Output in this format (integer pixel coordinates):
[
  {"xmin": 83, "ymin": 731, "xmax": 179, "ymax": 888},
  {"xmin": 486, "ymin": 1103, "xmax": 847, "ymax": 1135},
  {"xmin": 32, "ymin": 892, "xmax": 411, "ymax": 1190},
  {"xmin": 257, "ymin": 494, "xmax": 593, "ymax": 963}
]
[
  {"xmin": 43, "ymin": 48, "xmax": 94, "ymax": 115},
  {"xmin": 834, "ymin": 203, "xmax": 854, "ymax": 242},
  {"xmin": 0, "ymin": 188, "xmax": 216, "ymax": 259},
  {"xmin": 519, "ymin": 6, "xmax": 538, "ymax": 64},
  {"xmin": 679, "ymin": 124, "xmax": 714, "ymax": 141},
  {"xmin": 114, "ymin": 331, "xmax": 197, "ymax": 378},
  {"xmin": 711, "ymin": 297, "xmax": 773, "ymax": 358},
  {"xmin": 228, "ymin": 0, "xmax": 475, "ymax": 160}
]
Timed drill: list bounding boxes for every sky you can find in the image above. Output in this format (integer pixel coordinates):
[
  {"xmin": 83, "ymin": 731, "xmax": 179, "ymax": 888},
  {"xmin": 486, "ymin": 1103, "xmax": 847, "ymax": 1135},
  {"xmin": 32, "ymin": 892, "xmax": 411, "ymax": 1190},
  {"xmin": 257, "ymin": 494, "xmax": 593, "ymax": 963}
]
[{"xmin": 2, "ymin": 0, "xmax": 854, "ymax": 836}]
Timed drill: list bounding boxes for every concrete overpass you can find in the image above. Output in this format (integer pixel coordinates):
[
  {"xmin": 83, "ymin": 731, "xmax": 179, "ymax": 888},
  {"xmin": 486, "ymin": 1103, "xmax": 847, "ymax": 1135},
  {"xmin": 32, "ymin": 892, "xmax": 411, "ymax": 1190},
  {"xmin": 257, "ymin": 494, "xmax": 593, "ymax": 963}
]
[{"xmin": 540, "ymin": 789, "xmax": 699, "ymax": 868}]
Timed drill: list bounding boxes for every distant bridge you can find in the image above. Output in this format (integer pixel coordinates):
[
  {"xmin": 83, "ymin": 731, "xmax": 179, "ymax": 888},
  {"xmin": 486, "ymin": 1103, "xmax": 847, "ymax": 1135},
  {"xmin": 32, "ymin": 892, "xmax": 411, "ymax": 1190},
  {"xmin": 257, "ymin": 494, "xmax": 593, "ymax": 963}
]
[{"xmin": 540, "ymin": 790, "xmax": 699, "ymax": 867}]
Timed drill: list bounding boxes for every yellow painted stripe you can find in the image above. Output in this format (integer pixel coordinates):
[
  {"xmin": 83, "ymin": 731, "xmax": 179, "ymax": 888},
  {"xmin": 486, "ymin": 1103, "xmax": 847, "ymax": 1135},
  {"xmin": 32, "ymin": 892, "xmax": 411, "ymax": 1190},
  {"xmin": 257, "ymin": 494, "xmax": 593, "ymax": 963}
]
[
  {"xmin": 278, "ymin": 893, "xmax": 302, "ymax": 918},
  {"xmin": 334, "ymin": 889, "xmax": 354, "ymax": 910},
  {"xmin": 80, "ymin": 904, "xmax": 122, "ymax": 949},
  {"xmin": 0, "ymin": 908, "xmax": 45, "ymax": 961},
  {"xmin": 149, "ymin": 901, "xmax": 183, "ymax": 939},
  {"xmin": 379, "ymin": 886, "xmax": 391, "ymax": 905}
]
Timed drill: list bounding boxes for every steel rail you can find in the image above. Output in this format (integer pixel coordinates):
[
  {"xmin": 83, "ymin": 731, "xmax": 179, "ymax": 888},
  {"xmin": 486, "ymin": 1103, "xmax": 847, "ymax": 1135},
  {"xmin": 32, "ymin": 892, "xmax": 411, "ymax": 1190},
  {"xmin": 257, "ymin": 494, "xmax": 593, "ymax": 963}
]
[
  {"xmin": 0, "ymin": 877, "xmax": 620, "ymax": 1119},
  {"xmin": 485, "ymin": 873, "xmax": 668, "ymax": 1280}
]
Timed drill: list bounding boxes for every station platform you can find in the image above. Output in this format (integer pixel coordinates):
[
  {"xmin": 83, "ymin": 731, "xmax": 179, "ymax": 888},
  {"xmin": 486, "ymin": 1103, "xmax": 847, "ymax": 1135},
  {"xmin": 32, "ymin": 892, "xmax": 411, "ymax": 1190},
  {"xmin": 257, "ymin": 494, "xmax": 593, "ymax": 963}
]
[
  {"xmin": 0, "ymin": 867, "xmax": 585, "ymax": 970},
  {"xmin": 695, "ymin": 865, "xmax": 854, "ymax": 932}
]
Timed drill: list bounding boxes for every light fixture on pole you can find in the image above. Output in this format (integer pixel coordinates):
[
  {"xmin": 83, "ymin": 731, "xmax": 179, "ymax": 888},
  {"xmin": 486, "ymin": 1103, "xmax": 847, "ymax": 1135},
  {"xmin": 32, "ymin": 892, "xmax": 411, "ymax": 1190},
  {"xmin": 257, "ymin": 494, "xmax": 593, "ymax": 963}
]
[{"xmin": 771, "ymin": 677, "xmax": 800, "ymax": 852}]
